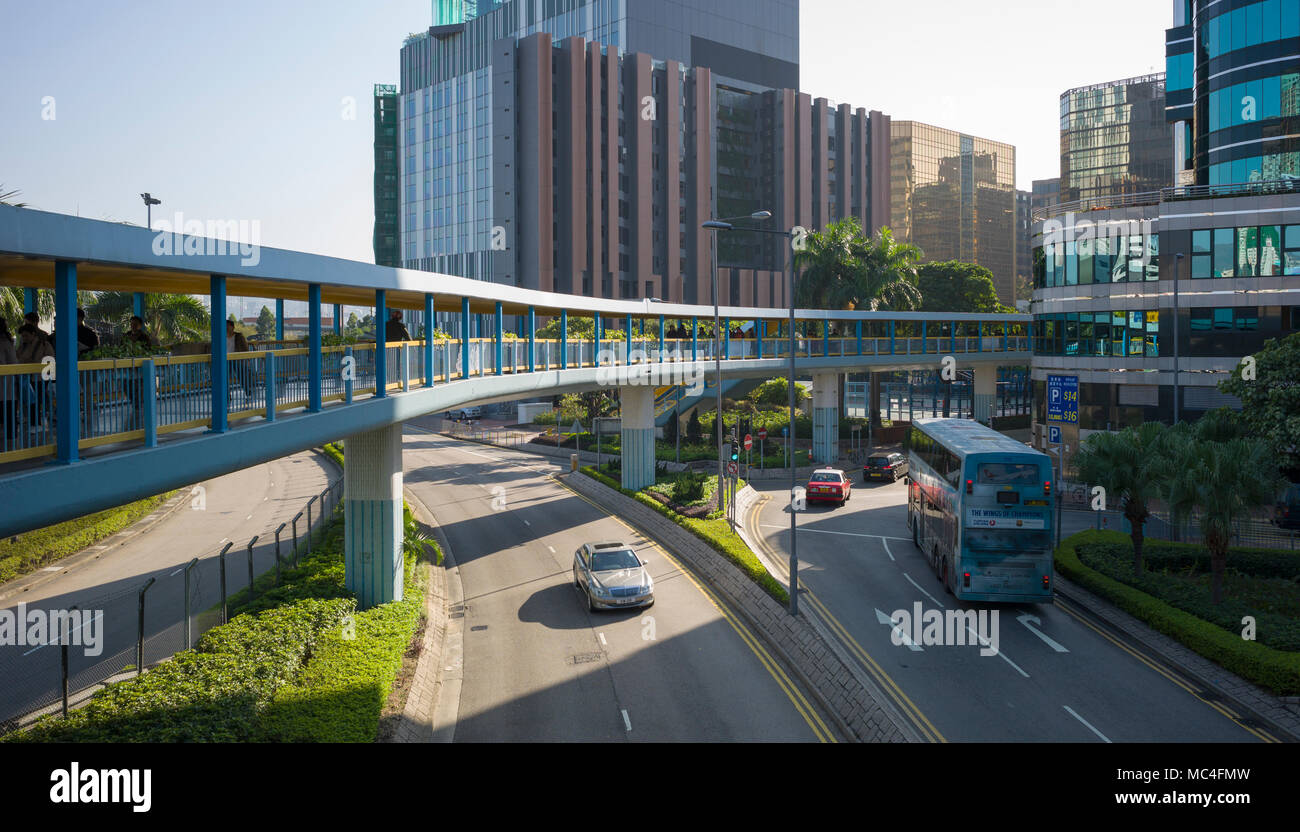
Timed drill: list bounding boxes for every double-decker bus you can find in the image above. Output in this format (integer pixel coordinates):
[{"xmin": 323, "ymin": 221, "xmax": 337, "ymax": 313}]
[{"xmin": 905, "ymin": 418, "xmax": 1055, "ymax": 603}]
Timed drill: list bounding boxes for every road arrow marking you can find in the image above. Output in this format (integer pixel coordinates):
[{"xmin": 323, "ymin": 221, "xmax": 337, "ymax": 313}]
[
  {"xmin": 876, "ymin": 608, "xmax": 922, "ymax": 651},
  {"xmin": 1018, "ymin": 614, "xmax": 1069, "ymax": 652}
]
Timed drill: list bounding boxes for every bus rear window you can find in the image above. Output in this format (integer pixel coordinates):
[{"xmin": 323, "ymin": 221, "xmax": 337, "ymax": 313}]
[
  {"xmin": 978, "ymin": 463, "xmax": 1041, "ymax": 484},
  {"xmin": 965, "ymin": 528, "xmax": 1051, "ymax": 552}
]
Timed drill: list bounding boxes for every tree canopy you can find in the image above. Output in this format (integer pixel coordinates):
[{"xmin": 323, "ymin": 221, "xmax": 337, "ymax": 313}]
[
  {"xmin": 1217, "ymin": 331, "xmax": 1300, "ymax": 479},
  {"xmin": 916, "ymin": 261, "xmax": 1016, "ymax": 314}
]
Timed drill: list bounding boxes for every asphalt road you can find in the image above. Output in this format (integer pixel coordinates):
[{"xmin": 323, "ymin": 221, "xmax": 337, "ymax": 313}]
[
  {"xmin": 0, "ymin": 450, "xmax": 333, "ymax": 724},
  {"xmin": 401, "ymin": 425, "xmax": 834, "ymax": 742},
  {"xmin": 743, "ymin": 473, "xmax": 1278, "ymax": 743}
]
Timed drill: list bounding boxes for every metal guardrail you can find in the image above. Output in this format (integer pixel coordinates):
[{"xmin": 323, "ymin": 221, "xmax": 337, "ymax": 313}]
[{"xmin": 1034, "ymin": 178, "xmax": 1300, "ymax": 221}]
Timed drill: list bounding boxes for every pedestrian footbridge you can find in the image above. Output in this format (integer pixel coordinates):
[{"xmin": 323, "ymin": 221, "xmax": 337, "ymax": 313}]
[{"xmin": 0, "ymin": 205, "xmax": 1031, "ymax": 605}]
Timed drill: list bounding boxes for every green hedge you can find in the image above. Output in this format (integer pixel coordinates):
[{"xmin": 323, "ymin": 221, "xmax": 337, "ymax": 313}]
[
  {"xmin": 1055, "ymin": 530, "xmax": 1300, "ymax": 695},
  {"xmin": 0, "ymin": 491, "xmax": 175, "ymax": 584},
  {"xmin": 7, "ymin": 597, "xmax": 355, "ymax": 742},
  {"xmin": 1075, "ymin": 540, "xmax": 1300, "ymax": 652},
  {"xmin": 581, "ymin": 466, "xmax": 788, "ymax": 604},
  {"xmin": 10, "ymin": 474, "xmax": 433, "ymax": 742}
]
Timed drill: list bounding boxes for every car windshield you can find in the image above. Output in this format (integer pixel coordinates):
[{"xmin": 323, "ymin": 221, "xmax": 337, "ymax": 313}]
[
  {"xmin": 591, "ymin": 549, "xmax": 641, "ymax": 571},
  {"xmin": 810, "ymin": 473, "xmax": 841, "ymax": 483},
  {"xmin": 866, "ymin": 457, "xmax": 891, "ymax": 467}
]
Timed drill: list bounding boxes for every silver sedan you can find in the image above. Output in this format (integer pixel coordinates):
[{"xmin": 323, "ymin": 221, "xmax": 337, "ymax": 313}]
[{"xmin": 572, "ymin": 541, "xmax": 655, "ymax": 612}]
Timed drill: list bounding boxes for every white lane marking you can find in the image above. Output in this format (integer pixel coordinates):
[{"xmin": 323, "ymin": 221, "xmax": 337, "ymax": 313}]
[
  {"xmin": 41, "ymin": 567, "xmax": 61, "ymax": 572},
  {"xmin": 965, "ymin": 626, "xmax": 1029, "ymax": 677},
  {"xmin": 760, "ymin": 524, "xmax": 909, "ymax": 541},
  {"xmin": 522, "ymin": 519, "xmax": 531, "ymax": 526},
  {"xmin": 903, "ymin": 573, "xmax": 945, "ymax": 609},
  {"xmin": 621, "ymin": 709, "xmax": 632, "ymax": 732},
  {"xmin": 547, "ymin": 545, "xmax": 556, "ymax": 553},
  {"xmin": 1064, "ymin": 705, "xmax": 1111, "ymax": 743},
  {"xmin": 1018, "ymin": 614, "xmax": 1070, "ymax": 653},
  {"xmin": 458, "ymin": 448, "xmax": 500, "ymax": 461},
  {"xmin": 881, "ymin": 539, "xmax": 896, "ymax": 562},
  {"xmin": 22, "ymin": 610, "xmax": 104, "ymax": 656},
  {"xmin": 875, "ymin": 608, "xmax": 922, "ymax": 651},
  {"xmin": 598, "ymin": 633, "xmax": 607, "ymax": 646}
]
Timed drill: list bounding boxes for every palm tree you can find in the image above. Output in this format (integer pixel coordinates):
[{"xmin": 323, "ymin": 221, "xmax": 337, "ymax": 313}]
[
  {"xmin": 1, "ymin": 288, "xmax": 53, "ymax": 330},
  {"xmin": 1074, "ymin": 422, "xmax": 1177, "ymax": 576},
  {"xmin": 1164, "ymin": 435, "xmax": 1282, "ymax": 604},
  {"xmin": 0, "ymin": 184, "xmax": 27, "ymax": 207},
  {"xmin": 792, "ymin": 218, "xmax": 865, "ymax": 313},
  {"xmin": 856, "ymin": 226, "xmax": 924, "ymax": 312},
  {"xmin": 85, "ymin": 292, "xmax": 210, "ymax": 344}
]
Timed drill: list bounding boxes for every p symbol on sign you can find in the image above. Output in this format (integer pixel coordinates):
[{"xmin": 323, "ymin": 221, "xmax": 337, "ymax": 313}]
[{"xmin": 1049, "ymin": 426, "xmax": 1061, "ymax": 444}]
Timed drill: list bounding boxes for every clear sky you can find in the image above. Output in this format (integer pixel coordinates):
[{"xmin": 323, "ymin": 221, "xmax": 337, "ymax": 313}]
[{"xmin": 2, "ymin": 0, "xmax": 1171, "ymax": 278}]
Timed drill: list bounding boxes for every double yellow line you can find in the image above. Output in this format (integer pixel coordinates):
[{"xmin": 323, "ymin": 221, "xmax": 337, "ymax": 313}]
[
  {"xmin": 556, "ymin": 475, "xmax": 836, "ymax": 743},
  {"xmin": 744, "ymin": 497, "xmax": 947, "ymax": 743},
  {"xmin": 1054, "ymin": 598, "xmax": 1280, "ymax": 743}
]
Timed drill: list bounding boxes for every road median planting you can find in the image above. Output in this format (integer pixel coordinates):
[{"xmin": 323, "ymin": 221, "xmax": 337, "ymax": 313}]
[{"xmin": 1055, "ymin": 529, "xmax": 1300, "ymax": 696}]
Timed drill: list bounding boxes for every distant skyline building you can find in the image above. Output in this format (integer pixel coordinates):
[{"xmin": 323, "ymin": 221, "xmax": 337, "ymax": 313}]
[
  {"xmin": 888, "ymin": 121, "xmax": 1018, "ymax": 306},
  {"xmin": 1031, "ymin": 177, "xmax": 1060, "ymax": 215},
  {"xmin": 1016, "ymin": 189, "xmax": 1032, "ymax": 303},
  {"xmin": 1166, "ymin": 0, "xmax": 1300, "ymax": 185},
  {"xmin": 1059, "ymin": 73, "xmax": 1173, "ymax": 204}
]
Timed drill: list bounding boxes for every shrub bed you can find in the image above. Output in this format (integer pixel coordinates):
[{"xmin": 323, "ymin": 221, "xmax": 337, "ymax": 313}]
[
  {"xmin": 8, "ymin": 454, "xmax": 436, "ymax": 741},
  {"xmin": 1055, "ymin": 530, "xmax": 1300, "ymax": 695}
]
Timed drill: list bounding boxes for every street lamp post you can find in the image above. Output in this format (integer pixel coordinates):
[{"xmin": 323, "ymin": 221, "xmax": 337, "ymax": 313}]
[
  {"xmin": 704, "ymin": 211, "xmax": 772, "ymax": 531},
  {"xmin": 704, "ymin": 212, "xmax": 806, "ymax": 615},
  {"xmin": 140, "ymin": 192, "xmax": 161, "ymax": 231},
  {"xmin": 1173, "ymin": 252, "xmax": 1183, "ymax": 424}
]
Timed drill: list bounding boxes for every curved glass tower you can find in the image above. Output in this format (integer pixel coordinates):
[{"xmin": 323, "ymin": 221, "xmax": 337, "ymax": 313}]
[{"xmin": 1167, "ymin": 0, "xmax": 1300, "ymax": 185}]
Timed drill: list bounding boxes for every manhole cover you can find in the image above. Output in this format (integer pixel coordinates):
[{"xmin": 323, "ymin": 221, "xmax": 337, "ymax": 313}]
[{"xmin": 569, "ymin": 652, "xmax": 603, "ymax": 665}]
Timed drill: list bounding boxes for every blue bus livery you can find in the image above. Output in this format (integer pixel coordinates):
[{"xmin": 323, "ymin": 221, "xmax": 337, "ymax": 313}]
[{"xmin": 905, "ymin": 418, "xmax": 1055, "ymax": 603}]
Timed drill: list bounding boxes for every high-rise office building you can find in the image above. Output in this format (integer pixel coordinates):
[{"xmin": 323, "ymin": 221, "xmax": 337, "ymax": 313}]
[
  {"xmin": 889, "ymin": 121, "xmax": 1017, "ymax": 306},
  {"xmin": 393, "ymin": 0, "xmax": 801, "ymax": 298},
  {"xmin": 1016, "ymin": 189, "xmax": 1032, "ymax": 305},
  {"xmin": 1059, "ymin": 74, "xmax": 1173, "ymax": 203},
  {"xmin": 1166, "ymin": 0, "xmax": 1300, "ymax": 185},
  {"xmin": 1029, "ymin": 0, "xmax": 1300, "ymax": 461}
]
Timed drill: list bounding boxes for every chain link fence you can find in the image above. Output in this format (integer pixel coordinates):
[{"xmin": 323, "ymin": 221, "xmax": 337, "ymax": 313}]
[{"xmin": 0, "ymin": 477, "xmax": 344, "ymax": 734}]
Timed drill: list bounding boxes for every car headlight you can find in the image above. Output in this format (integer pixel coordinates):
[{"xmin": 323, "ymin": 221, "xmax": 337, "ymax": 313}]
[{"xmin": 591, "ymin": 581, "xmax": 612, "ymax": 597}]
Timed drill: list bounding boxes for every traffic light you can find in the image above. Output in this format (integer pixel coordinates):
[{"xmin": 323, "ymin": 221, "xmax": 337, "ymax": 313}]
[{"xmin": 723, "ymin": 443, "xmax": 734, "ymax": 462}]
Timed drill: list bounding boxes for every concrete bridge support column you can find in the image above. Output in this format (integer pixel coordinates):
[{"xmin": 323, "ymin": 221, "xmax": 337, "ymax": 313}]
[
  {"xmin": 620, "ymin": 384, "xmax": 656, "ymax": 491},
  {"xmin": 812, "ymin": 371, "xmax": 839, "ymax": 466},
  {"xmin": 344, "ymin": 423, "xmax": 404, "ymax": 609},
  {"xmin": 973, "ymin": 365, "xmax": 996, "ymax": 425}
]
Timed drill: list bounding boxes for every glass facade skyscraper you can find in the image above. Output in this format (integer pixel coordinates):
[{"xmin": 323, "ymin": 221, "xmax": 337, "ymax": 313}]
[
  {"xmin": 1059, "ymin": 74, "xmax": 1173, "ymax": 203},
  {"xmin": 1167, "ymin": 0, "xmax": 1300, "ymax": 185},
  {"xmin": 889, "ymin": 122, "xmax": 1017, "ymax": 306}
]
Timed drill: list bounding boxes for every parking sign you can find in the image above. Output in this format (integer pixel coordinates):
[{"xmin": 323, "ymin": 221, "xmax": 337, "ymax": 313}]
[
  {"xmin": 1049, "ymin": 425, "xmax": 1061, "ymax": 444},
  {"xmin": 1047, "ymin": 375, "xmax": 1078, "ymax": 425}
]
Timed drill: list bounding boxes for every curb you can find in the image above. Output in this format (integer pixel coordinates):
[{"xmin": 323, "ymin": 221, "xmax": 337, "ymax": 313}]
[
  {"xmin": 1053, "ymin": 574, "xmax": 1300, "ymax": 742},
  {"xmin": 734, "ymin": 486, "xmax": 927, "ymax": 743},
  {"xmin": 392, "ymin": 482, "xmax": 465, "ymax": 744},
  {"xmin": 561, "ymin": 469, "xmax": 914, "ymax": 743}
]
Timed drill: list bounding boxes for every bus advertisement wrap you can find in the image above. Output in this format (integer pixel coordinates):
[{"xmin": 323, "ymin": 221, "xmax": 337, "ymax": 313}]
[{"xmin": 966, "ymin": 507, "xmax": 1048, "ymax": 529}]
